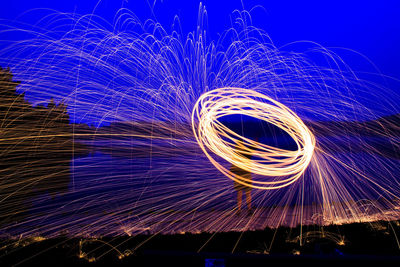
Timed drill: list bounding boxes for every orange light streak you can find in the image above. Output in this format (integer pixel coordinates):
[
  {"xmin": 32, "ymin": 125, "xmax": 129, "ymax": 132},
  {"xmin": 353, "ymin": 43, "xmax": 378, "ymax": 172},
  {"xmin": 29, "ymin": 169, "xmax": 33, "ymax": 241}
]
[{"xmin": 192, "ymin": 87, "xmax": 315, "ymax": 190}]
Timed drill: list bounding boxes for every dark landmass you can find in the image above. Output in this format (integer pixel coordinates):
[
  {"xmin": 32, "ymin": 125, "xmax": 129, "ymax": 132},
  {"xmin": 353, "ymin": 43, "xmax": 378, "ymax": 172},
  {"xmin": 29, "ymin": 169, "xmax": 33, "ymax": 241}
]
[
  {"xmin": 83, "ymin": 112, "xmax": 400, "ymax": 139},
  {"xmin": 1, "ymin": 220, "xmax": 400, "ymax": 266},
  {"xmin": 0, "ymin": 67, "xmax": 91, "ymax": 226},
  {"xmin": 72, "ymin": 112, "xmax": 400, "ymax": 160},
  {"xmin": 307, "ymin": 113, "xmax": 400, "ymax": 138},
  {"xmin": 0, "ymin": 66, "xmax": 91, "ymax": 159},
  {"xmin": 71, "ymin": 109, "xmax": 400, "ymax": 142}
]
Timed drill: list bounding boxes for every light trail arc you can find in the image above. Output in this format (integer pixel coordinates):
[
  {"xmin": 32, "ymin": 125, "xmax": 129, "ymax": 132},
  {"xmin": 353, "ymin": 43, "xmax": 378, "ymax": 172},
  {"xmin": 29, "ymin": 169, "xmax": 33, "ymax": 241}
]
[{"xmin": 192, "ymin": 87, "xmax": 316, "ymax": 190}]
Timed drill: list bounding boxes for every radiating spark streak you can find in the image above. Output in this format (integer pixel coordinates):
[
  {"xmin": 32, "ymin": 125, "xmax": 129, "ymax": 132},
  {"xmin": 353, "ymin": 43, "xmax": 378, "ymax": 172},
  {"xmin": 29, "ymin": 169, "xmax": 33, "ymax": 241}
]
[
  {"xmin": 318, "ymin": 148, "xmax": 400, "ymax": 201},
  {"xmin": 0, "ymin": 4, "xmax": 399, "ymax": 259},
  {"xmin": 0, "ymin": 133, "xmax": 197, "ymax": 143}
]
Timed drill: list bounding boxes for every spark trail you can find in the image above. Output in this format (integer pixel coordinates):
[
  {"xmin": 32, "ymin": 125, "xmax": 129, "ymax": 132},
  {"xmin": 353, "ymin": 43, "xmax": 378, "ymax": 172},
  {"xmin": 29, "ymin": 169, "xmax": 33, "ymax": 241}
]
[
  {"xmin": 192, "ymin": 87, "xmax": 315, "ymax": 190},
  {"xmin": 0, "ymin": 4, "xmax": 399, "ymax": 243}
]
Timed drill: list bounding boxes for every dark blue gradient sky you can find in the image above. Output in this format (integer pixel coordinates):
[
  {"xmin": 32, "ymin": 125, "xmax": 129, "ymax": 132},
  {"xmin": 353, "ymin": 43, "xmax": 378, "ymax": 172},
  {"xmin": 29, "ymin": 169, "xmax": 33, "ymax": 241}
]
[
  {"xmin": 1, "ymin": 0, "xmax": 399, "ymax": 80},
  {"xmin": 1, "ymin": 0, "xmax": 399, "ymax": 124}
]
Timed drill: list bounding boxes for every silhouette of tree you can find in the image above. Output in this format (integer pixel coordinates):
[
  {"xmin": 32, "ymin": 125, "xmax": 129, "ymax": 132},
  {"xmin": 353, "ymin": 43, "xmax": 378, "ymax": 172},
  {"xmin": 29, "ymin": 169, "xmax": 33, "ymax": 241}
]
[
  {"xmin": 0, "ymin": 66, "xmax": 74, "ymax": 157},
  {"xmin": 0, "ymin": 67, "xmax": 73, "ymax": 226}
]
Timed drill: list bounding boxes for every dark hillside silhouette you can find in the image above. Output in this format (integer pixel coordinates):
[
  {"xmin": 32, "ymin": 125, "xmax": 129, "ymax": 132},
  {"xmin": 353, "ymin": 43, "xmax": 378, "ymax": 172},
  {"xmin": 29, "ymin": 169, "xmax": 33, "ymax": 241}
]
[{"xmin": 0, "ymin": 67, "xmax": 86, "ymax": 227}]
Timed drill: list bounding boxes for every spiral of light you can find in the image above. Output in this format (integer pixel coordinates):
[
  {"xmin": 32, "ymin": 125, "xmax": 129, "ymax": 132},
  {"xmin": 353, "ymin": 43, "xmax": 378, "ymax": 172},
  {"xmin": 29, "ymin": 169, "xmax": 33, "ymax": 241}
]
[{"xmin": 192, "ymin": 87, "xmax": 316, "ymax": 190}]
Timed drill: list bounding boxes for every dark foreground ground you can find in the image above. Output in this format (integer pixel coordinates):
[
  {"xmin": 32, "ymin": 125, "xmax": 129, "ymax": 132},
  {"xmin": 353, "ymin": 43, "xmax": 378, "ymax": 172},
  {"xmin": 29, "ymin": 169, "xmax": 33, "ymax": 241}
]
[{"xmin": 1, "ymin": 221, "xmax": 400, "ymax": 266}]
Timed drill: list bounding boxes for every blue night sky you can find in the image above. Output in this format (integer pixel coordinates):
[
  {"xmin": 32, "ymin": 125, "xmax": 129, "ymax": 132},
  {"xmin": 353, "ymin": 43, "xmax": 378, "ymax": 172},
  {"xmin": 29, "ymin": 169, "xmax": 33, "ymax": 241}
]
[
  {"xmin": 0, "ymin": 0, "xmax": 399, "ymax": 124},
  {"xmin": 1, "ymin": 0, "xmax": 399, "ymax": 80}
]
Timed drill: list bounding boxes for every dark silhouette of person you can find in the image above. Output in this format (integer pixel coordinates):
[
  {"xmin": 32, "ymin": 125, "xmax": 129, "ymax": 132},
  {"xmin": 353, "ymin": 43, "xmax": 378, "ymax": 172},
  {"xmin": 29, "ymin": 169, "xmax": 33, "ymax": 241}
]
[{"xmin": 230, "ymin": 141, "xmax": 253, "ymax": 215}]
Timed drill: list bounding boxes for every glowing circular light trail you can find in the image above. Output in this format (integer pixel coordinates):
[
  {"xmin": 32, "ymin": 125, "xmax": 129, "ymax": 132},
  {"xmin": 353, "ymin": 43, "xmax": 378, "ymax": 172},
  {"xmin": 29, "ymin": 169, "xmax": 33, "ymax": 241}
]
[{"xmin": 192, "ymin": 87, "xmax": 316, "ymax": 190}]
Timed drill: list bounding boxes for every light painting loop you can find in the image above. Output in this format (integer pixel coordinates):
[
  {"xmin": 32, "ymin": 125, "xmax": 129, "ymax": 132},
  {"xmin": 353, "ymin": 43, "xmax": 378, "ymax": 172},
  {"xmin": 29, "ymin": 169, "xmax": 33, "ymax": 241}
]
[{"xmin": 192, "ymin": 87, "xmax": 316, "ymax": 190}]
